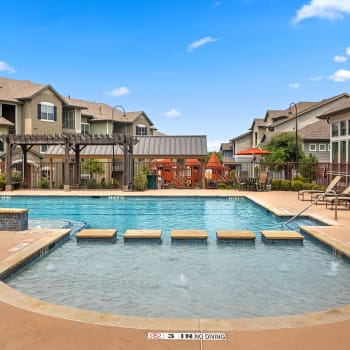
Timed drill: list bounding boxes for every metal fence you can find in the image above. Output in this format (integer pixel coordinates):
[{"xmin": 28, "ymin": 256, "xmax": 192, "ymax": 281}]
[{"xmin": 2, "ymin": 160, "xmax": 349, "ymax": 189}]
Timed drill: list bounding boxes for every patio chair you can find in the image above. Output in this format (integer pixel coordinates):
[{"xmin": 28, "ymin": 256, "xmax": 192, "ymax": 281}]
[
  {"xmin": 255, "ymin": 171, "xmax": 268, "ymax": 191},
  {"xmin": 234, "ymin": 172, "xmax": 247, "ymax": 190},
  {"xmin": 297, "ymin": 175, "xmax": 342, "ymax": 201}
]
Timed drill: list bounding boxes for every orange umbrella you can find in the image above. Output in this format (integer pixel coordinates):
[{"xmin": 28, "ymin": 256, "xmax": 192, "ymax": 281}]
[{"xmin": 235, "ymin": 148, "xmax": 271, "ymax": 156}]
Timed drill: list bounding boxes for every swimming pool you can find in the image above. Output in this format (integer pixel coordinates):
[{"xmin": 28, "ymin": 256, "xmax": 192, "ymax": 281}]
[{"xmin": 4, "ymin": 196, "xmax": 350, "ymax": 319}]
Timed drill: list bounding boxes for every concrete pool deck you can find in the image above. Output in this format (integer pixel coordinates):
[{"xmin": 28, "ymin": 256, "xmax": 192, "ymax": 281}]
[{"xmin": 0, "ymin": 189, "xmax": 350, "ymax": 350}]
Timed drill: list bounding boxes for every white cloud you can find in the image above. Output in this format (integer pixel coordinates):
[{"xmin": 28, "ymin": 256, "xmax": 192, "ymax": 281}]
[
  {"xmin": 293, "ymin": 0, "xmax": 350, "ymax": 23},
  {"xmin": 288, "ymin": 83, "xmax": 300, "ymax": 89},
  {"xmin": 106, "ymin": 86, "xmax": 130, "ymax": 97},
  {"xmin": 308, "ymin": 75, "xmax": 323, "ymax": 81},
  {"xmin": 334, "ymin": 55, "xmax": 347, "ymax": 62},
  {"xmin": 346, "ymin": 47, "xmax": 350, "ymax": 55},
  {"xmin": 0, "ymin": 61, "xmax": 15, "ymax": 74},
  {"xmin": 328, "ymin": 69, "xmax": 350, "ymax": 82},
  {"xmin": 187, "ymin": 36, "xmax": 217, "ymax": 52},
  {"xmin": 163, "ymin": 108, "xmax": 182, "ymax": 118}
]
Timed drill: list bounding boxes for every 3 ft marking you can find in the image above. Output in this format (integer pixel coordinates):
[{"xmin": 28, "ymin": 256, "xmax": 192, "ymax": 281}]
[{"xmin": 147, "ymin": 332, "xmax": 226, "ymax": 341}]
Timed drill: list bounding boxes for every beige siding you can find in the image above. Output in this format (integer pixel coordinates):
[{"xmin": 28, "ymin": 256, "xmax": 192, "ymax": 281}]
[{"xmin": 24, "ymin": 88, "xmax": 63, "ymax": 134}]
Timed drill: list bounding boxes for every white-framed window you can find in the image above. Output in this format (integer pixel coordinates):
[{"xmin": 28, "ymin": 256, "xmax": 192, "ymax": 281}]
[
  {"xmin": 309, "ymin": 144, "xmax": 317, "ymax": 152},
  {"xmin": 319, "ymin": 144, "xmax": 326, "ymax": 151},
  {"xmin": 340, "ymin": 120, "xmax": 347, "ymax": 136},
  {"xmin": 40, "ymin": 144, "xmax": 48, "ymax": 153},
  {"xmin": 81, "ymin": 123, "xmax": 90, "ymax": 135},
  {"xmin": 331, "ymin": 122, "xmax": 339, "ymax": 137},
  {"xmin": 38, "ymin": 102, "xmax": 56, "ymax": 121},
  {"xmin": 63, "ymin": 110, "xmax": 75, "ymax": 129},
  {"xmin": 136, "ymin": 124, "xmax": 147, "ymax": 136}
]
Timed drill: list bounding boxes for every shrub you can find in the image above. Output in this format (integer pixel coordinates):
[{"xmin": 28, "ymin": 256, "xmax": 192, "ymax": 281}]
[
  {"xmin": 0, "ymin": 175, "xmax": 6, "ymax": 190},
  {"xmin": 85, "ymin": 179, "xmax": 98, "ymax": 189},
  {"xmin": 302, "ymin": 182, "xmax": 314, "ymax": 190},
  {"xmin": 280, "ymin": 180, "xmax": 291, "ymax": 191},
  {"xmin": 291, "ymin": 180, "xmax": 303, "ymax": 191},
  {"xmin": 216, "ymin": 182, "xmax": 227, "ymax": 189},
  {"xmin": 271, "ymin": 179, "xmax": 281, "ymax": 190},
  {"xmin": 39, "ymin": 177, "xmax": 49, "ymax": 189},
  {"xmin": 11, "ymin": 170, "xmax": 22, "ymax": 183},
  {"xmin": 134, "ymin": 172, "xmax": 147, "ymax": 191}
]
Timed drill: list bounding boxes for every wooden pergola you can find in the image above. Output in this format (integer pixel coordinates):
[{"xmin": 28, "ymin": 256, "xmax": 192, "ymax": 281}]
[{"xmin": 1, "ymin": 134, "xmax": 138, "ymax": 191}]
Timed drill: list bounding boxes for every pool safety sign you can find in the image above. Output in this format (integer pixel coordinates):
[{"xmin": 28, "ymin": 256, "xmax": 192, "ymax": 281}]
[{"xmin": 147, "ymin": 332, "xmax": 226, "ymax": 341}]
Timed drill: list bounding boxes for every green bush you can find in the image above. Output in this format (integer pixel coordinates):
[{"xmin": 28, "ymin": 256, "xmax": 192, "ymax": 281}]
[
  {"xmin": 216, "ymin": 182, "xmax": 227, "ymax": 189},
  {"xmin": 271, "ymin": 179, "xmax": 281, "ymax": 190},
  {"xmin": 85, "ymin": 179, "xmax": 98, "ymax": 189},
  {"xmin": 39, "ymin": 177, "xmax": 49, "ymax": 189},
  {"xmin": 134, "ymin": 173, "xmax": 147, "ymax": 191},
  {"xmin": 0, "ymin": 175, "xmax": 6, "ymax": 190},
  {"xmin": 280, "ymin": 180, "xmax": 291, "ymax": 191},
  {"xmin": 11, "ymin": 170, "xmax": 22, "ymax": 183},
  {"xmin": 291, "ymin": 180, "xmax": 304, "ymax": 191}
]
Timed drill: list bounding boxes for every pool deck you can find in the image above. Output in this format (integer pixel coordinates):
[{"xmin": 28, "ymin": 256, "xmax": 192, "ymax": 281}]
[{"xmin": 0, "ymin": 189, "xmax": 350, "ymax": 350}]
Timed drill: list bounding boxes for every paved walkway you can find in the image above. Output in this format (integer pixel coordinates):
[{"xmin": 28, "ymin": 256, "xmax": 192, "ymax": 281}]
[{"xmin": 0, "ymin": 189, "xmax": 350, "ymax": 350}]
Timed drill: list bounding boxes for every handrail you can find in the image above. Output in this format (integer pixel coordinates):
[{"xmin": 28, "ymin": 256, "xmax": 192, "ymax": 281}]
[{"xmin": 284, "ymin": 190, "xmax": 335, "ymax": 226}]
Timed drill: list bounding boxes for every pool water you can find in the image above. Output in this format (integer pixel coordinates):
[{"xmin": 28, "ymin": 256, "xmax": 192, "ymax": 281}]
[{"xmin": 4, "ymin": 196, "xmax": 350, "ymax": 318}]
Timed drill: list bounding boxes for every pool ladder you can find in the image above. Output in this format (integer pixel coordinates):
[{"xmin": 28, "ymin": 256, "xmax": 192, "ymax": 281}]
[{"xmin": 284, "ymin": 190, "xmax": 333, "ymax": 226}]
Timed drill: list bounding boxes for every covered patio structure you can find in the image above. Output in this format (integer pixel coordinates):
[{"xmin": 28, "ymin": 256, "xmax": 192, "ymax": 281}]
[{"xmin": 42, "ymin": 135, "xmax": 208, "ymax": 190}]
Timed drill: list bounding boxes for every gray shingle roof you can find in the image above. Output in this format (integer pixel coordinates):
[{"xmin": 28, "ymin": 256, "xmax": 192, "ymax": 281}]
[{"xmin": 298, "ymin": 119, "xmax": 330, "ymax": 140}]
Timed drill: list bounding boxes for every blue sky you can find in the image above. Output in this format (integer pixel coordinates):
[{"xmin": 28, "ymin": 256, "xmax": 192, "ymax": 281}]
[{"xmin": 1, "ymin": 0, "xmax": 350, "ymax": 151}]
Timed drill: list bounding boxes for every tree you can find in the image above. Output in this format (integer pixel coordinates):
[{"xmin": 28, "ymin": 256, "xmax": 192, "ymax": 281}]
[
  {"xmin": 264, "ymin": 132, "xmax": 305, "ymax": 163},
  {"xmin": 83, "ymin": 159, "xmax": 104, "ymax": 180}
]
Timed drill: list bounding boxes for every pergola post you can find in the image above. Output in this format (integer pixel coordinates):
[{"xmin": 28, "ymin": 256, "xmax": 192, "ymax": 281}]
[
  {"xmin": 200, "ymin": 159, "xmax": 206, "ymax": 189},
  {"xmin": 5, "ymin": 136, "xmax": 13, "ymax": 191},
  {"xmin": 63, "ymin": 138, "xmax": 70, "ymax": 192}
]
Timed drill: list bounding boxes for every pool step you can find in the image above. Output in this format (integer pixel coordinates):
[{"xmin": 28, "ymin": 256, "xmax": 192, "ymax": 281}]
[
  {"xmin": 216, "ymin": 230, "xmax": 255, "ymax": 242},
  {"xmin": 76, "ymin": 229, "xmax": 118, "ymax": 243},
  {"xmin": 123, "ymin": 230, "xmax": 162, "ymax": 242},
  {"xmin": 261, "ymin": 230, "xmax": 303, "ymax": 243},
  {"xmin": 171, "ymin": 229, "xmax": 208, "ymax": 241}
]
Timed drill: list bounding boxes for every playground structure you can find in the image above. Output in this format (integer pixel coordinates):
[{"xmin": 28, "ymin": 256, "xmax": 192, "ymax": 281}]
[{"xmin": 148, "ymin": 152, "xmax": 231, "ymax": 189}]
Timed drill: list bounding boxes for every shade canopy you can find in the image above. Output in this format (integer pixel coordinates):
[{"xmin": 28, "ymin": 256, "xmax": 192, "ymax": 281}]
[{"xmin": 235, "ymin": 148, "xmax": 271, "ymax": 156}]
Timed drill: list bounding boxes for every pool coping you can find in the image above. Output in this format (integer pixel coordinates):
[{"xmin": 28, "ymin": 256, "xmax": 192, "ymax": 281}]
[{"xmin": 0, "ymin": 191, "xmax": 350, "ymax": 333}]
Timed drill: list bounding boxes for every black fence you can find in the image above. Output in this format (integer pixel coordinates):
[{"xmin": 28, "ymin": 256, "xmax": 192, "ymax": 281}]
[{"xmin": 2, "ymin": 160, "xmax": 349, "ymax": 189}]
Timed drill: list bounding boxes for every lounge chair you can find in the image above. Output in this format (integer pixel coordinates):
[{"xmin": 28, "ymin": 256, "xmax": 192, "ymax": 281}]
[
  {"xmin": 312, "ymin": 183, "xmax": 350, "ymax": 203},
  {"xmin": 326, "ymin": 195, "xmax": 350, "ymax": 210},
  {"xmin": 297, "ymin": 175, "xmax": 343, "ymax": 201}
]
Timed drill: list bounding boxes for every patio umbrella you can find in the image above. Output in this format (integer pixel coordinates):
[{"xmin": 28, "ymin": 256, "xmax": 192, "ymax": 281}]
[
  {"xmin": 235, "ymin": 148, "xmax": 271, "ymax": 156},
  {"xmin": 235, "ymin": 148, "xmax": 271, "ymax": 177}
]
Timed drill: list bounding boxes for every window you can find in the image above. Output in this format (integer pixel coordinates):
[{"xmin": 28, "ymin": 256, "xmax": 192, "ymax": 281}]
[
  {"xmin": 319, "ymin": 144, "xmax": 326, "ymax": 151},
  {"xmin": 340, "ymin": 120, "xmax": 346, "ymax": 136},
  {"xmin": 340, "ymin": 140, "xmax": 346, "ymax": 162},
  {"xmin": 38, "ymin": 102, "xmax": 56, "ymax": 121},
  {"xmin": 40, "ymin": 144, "xmax": 48, "ymax": 154},
  {"xmin": 348, "ymin": 120, "xmax": 350, "ymax": 135},
  {"xmin": 136, "ymin": 124, "xmax": 147, "ymax": 136},
  {"xmin": 332, "ymin": 141, "xmax": 339, "ymax": 162},
  {"xmin": 309, "ymin": 144, "xmax": 316, "ymax": 152},
  {"xmin": 331, "ymin": 122, "xmax": 339, "ymax": 137},
  {"xmin": 0, "ymin": 140, "xmax": 3, "ymax": 153},
  {"xmin": 81, "ymin": 123, "xmax": 90, "ymax": 135},
  {"xmin": 63, "ymin": 110, "xmax": 75, "ymax": 129}
]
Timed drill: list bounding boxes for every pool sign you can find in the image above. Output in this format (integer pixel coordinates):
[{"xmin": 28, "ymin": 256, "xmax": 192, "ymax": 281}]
[{"xmin": 147, "ymin": 332, "xmax": 226, "ymax": 341}]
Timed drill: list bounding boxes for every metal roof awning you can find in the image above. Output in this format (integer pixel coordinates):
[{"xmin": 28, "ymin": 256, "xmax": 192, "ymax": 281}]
[{"xmin": 44, "ymin": 135, "xmax": 208, "ymax": 159}]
